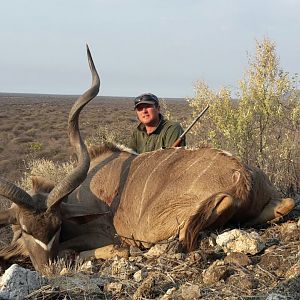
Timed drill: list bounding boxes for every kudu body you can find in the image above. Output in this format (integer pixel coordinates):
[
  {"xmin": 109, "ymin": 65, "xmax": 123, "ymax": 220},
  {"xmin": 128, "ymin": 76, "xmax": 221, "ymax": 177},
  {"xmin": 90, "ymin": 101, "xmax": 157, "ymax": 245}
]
[
  {"xmin": 0, "ymin": 47, "xmax": 295, "ymax": 274},
  {"xmin": 75, "ymin": 143, "xmax": 295, "ymax": 252}
]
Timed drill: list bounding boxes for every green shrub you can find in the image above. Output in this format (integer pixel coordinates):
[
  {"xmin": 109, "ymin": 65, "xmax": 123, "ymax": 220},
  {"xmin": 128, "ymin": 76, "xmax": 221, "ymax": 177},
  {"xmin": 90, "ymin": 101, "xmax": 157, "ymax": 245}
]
[
  {"xmin": 187, "ymin": 38, "xmax": 299, "ymax": 195},
  {"xmin": 28, "ymin": 141, "xmax": 43, "ymax": 152}
]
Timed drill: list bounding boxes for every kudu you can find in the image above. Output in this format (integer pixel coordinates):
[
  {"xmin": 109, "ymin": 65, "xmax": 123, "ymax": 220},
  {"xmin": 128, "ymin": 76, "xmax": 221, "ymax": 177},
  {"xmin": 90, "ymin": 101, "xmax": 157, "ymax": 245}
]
[{"xmin": 0, "ymin": 47, "xmax": 295, "ymax": 274}]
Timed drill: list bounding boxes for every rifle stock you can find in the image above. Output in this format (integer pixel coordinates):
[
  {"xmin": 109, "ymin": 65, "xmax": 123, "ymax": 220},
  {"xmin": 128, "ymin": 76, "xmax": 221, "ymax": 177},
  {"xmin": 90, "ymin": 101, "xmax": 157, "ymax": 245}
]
[{"xmin": 172, "ymin": 137, "xmax": 184, "ymax": 148}]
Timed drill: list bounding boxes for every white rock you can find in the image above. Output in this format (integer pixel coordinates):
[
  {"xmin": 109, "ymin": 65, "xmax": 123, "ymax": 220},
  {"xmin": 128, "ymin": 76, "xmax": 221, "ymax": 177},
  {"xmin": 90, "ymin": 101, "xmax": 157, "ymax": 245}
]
[
  {"xmin": 216, "ymin": 229, "xmax": 265, "ymax": 255},
  {"xmin": 0, "ymin": 264, "xmax": 48, "ymax": 300},
  {"xmin": 266, "ymin": 293, "xmax": 287, "ymax": 300}
]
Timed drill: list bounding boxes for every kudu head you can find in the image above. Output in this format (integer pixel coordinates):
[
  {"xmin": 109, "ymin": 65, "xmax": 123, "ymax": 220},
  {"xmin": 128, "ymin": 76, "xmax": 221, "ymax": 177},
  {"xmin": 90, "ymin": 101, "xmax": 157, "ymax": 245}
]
[{"xmin": 0, "ymin": 45, "xmax": 100, "ymax": 273}]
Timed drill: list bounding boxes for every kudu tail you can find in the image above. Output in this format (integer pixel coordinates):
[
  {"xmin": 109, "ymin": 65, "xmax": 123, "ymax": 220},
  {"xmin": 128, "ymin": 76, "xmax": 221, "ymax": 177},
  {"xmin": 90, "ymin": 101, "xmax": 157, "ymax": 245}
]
[
  {"xmin": 183, "ymin": 169, "xmax": 252, "ymax": 252},
  {"xmin": 182, "ymin": 193, "xmax": 233, "ymax": 251}
]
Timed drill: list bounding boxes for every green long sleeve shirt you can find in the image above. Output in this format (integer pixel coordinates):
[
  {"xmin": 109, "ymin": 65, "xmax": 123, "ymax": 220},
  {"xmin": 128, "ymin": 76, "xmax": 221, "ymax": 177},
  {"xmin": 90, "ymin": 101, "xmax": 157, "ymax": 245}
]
[{"xmin": 129, "ymin": 115, "xmax": 186, "ymax": 154}]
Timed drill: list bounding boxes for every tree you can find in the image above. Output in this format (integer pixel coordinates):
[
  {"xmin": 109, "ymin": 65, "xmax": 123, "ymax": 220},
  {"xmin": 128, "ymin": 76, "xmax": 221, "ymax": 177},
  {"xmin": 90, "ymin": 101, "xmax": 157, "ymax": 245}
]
[{"xmin": 238, "ymin": 38, "xmax": 298, "ymax": 166}]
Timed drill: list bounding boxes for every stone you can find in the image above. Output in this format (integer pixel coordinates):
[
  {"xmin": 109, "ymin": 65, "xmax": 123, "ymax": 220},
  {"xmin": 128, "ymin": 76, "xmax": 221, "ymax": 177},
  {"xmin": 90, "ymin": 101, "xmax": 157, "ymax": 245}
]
[
  {"xmin": 186, "ymin": 251, "xmax": 202, "ymax": 263},
  {"xmin": 129, "ymin": 255, "xmax": 144, "ymax": 263},
  {"xmin": 144, "ymin": 244, "xmax": 169, "ymax": 257},
  {"xmin": 266, "ymin": 293, "xmax": 287, "ymax": 300},
  {"xmin": 130, "ymin": 246, "xmax": 144, "ymax": 257},
  {"xmin": 216, "ymin": 229, "xmax": 265, "ymax": 255},
  {"xmin": 49, "ymin": 273, "xmax": 103, "ymax": 295},
  {"xmin": 224, "ymin": 252, "xmax": 252, "ymax": 267},
  {"xmin": 285, "ymin": 262, "xmax": 300, "ymax": 279},
  {"xmin": 202, "ymin": 260, "xmax": 231, "ymax": 284},
  {"xmin": 111, "ymin": 257, "xmax": 138, "ymax": 279},
  {"xmin": 132, "ymin": 273, "xmax": 158, "ymax": 300},
  {"xmin": 0, "ymin": 264, "xmax": 48, "ymax": 300},
  {"xmin": 227, "ymin": 274, "xmax": 258, "ymax": 289},
  {"xmin": 281, "ymin": 222, "xmax": 298, "ymax": 234},
  {"xmin": 133, "ymin": 268, "xmax": 148, "ymax": 282},
  {"xmin": 180, "ymin": 283, "xmax": 200, "ymax": 300},
  {"xmin": 259, "ymin": 253, "xmax": 282, "ymax": 271},
  {"xmin": 168, "ymin": 252, "xmax": 186, "ymax": 260}
]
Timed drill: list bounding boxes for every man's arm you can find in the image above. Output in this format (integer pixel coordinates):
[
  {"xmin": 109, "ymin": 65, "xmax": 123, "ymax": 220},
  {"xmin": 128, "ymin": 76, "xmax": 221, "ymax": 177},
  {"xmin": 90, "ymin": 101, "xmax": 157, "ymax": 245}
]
[{"xmin": 128, "ymin": 131, "xmax": 138, "ymax": 152}]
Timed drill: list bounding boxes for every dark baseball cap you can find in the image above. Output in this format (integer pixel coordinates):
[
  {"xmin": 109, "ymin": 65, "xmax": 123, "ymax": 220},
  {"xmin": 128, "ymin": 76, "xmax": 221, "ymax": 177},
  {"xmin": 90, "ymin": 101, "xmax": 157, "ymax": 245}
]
[{"xmin": 134, "ymin": 93, "xmax": 159, "ymax": 109}]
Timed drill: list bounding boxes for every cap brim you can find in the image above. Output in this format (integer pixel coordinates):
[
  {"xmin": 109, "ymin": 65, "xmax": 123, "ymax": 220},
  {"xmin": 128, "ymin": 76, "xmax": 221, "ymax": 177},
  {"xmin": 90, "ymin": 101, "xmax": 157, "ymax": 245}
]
[{"xmin": 134, "ymin": 100, "xmax": 157, "ymax": 109}]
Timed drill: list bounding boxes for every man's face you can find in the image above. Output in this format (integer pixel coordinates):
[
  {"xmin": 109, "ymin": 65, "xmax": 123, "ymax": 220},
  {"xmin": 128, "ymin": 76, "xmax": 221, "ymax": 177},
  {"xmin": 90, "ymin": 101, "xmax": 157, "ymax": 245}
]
[{"xmin": 136, "ymin": 103, "xmax": 160, "ymax": 127}]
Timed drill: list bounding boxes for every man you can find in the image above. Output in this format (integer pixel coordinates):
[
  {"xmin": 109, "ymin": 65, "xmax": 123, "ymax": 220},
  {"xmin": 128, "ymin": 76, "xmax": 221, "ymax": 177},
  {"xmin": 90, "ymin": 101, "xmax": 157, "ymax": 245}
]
[{"xmin": 129, "ymin": 93, "xmax": 186, "ymax": 154}]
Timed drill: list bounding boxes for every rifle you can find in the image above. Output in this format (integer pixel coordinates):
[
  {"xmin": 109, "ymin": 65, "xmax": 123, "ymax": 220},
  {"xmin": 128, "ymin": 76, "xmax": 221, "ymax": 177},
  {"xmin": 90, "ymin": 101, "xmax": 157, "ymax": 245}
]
[{"xmin": 171, "ymin": 104, "xmax": 210, "ymax": 148}]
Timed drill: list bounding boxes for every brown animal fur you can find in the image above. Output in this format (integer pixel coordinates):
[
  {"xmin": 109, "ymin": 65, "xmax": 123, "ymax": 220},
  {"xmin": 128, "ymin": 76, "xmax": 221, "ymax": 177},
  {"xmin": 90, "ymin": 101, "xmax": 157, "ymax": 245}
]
[
  {"xmin": 0, "ymin": 239, "xmax": 27, "ymax": 260},
  {"xmin": 88, "ymin": 143, "xmax": 137, "ymax": 161},
  {"xmin": 31, "ymin": 176, "xmax": 55, "ymax": 194},
  {"xmin": 80, "ymin": 145, "xmax": 294, "ymax": 250}
]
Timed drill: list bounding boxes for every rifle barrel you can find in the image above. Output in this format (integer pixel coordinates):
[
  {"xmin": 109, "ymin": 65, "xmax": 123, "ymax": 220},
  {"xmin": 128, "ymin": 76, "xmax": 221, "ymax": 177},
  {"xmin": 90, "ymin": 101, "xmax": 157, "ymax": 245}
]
[
  {"xmin": 179, "ymin": 104, "xmax": 210, "ymax": 139},
  {"xmin": 171, "ymin": 104, "xmax": 210, "ymax": 147}
]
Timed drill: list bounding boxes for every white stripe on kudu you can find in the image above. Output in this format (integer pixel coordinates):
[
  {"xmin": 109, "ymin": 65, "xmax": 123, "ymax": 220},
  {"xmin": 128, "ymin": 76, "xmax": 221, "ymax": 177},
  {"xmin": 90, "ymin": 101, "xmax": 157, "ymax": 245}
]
[
  {"xmin": 34, "ymin": 231, "xmax": 58, "ymax": 251},
  {"xmin": 187, "ymin": 151, "xmax": 221, "ymax": 193},
  {"xmin": 139, "ymin": 150, "xmax": 177, "ymax": 219}
]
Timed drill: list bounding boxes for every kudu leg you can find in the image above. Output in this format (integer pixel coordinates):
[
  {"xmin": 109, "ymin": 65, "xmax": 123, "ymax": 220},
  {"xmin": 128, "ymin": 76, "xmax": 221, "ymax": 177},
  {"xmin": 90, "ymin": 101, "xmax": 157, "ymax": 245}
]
[
  {"xmin": 205, "ymin": 194, "xmax": 237, "ymax": 229},
  {"xmin": 246, "ymin": 197, "xmax": 295, "ymax": 226},
  {"xmin": 79, "ymin": 244, "xmax": 129, "ymax": 260}
]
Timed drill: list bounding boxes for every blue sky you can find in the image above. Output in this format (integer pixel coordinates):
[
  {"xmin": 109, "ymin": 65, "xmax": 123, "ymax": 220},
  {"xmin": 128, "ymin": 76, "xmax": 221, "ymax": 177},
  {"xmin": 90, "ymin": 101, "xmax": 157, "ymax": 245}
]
[{"xmin": 0, "ymin": 0, "xmax": 299, "ymax": 98}]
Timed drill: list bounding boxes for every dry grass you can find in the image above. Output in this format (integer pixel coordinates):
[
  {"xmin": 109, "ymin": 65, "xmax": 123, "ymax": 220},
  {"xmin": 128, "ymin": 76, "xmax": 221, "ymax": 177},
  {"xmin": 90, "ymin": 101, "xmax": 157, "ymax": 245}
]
[{"xmin": 19, "ymin": 158, "xmax": 74, "ymax": 190}]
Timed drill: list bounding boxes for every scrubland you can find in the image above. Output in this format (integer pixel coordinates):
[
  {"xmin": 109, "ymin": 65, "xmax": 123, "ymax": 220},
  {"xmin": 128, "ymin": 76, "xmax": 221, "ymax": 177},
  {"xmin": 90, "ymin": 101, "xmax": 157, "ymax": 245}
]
[{"xmin": 0, "ymin": 92, "xmax": 299, "ymax": 299}]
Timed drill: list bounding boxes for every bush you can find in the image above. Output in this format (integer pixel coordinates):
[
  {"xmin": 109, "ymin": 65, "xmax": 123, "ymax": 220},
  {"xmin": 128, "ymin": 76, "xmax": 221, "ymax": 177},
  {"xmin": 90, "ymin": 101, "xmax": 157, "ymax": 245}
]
[
  {"xmin": 19, "ymin": 158, "xmax": 74, "ymax": 190},
  {"xmin": 186, "ymin": 38, "xmax": 299, "ymax": 195},
  {"xmin": 85, "ymin": 125, "xmax": 129, "ymax": 147}
]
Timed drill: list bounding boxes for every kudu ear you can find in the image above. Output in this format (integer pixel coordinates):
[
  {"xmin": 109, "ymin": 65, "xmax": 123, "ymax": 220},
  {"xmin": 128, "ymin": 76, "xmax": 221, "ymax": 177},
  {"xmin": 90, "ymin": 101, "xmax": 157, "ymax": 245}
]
[
  {"xmin": 31, "ymin": 176, "xmax": 55, "ymax": 194},
  {"xmin": 65, "ymin": 214, "xmax": 108, "ymax": 225},
  {"xmin": 60, "ymin": 202, "xmax": 110, "ymax": 224},
  {"xmin": 0, "ymin": 205, "xmax": 18, "ymax": 225}
]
